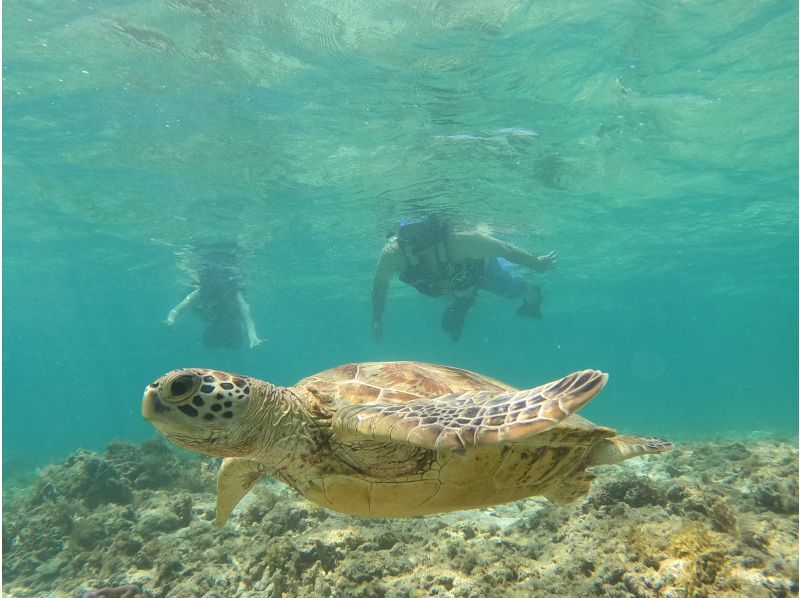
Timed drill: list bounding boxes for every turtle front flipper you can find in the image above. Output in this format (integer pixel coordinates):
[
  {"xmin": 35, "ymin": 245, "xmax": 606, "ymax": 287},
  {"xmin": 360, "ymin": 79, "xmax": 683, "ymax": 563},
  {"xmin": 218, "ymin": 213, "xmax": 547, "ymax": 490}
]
[
  {"xmin": 332, "ymin": 370, "xmax": 607, "ymax": 452},
  {"xmin": 215, "ymin": 457, "xmax": 265, "ymax": 527}
]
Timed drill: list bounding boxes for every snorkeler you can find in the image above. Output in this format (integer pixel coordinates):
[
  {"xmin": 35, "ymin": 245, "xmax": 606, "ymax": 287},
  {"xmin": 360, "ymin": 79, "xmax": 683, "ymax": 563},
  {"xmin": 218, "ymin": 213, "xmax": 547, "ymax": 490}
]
[
  {"xmin": 371, "ymin": 215, "xmax": 557, "ymax": 341},
  {"xmin": 164, "ymin": 243, "xmax": 265, "ymax": 350}
]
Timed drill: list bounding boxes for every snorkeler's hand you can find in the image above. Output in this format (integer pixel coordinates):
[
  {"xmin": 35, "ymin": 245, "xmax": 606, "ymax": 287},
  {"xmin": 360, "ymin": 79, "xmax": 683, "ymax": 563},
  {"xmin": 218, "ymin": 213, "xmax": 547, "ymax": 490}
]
[
  {"xmin": 249, "ymin": 337, "xmax": 265, "ymax": 349},
  {"xmin": 372, "ymin": 321, "xmax": 383, "ymax": 342},
  {"xmin": 536, "ymin": 251, "xmax": 558, "ymax": 271},
  {"xmin": 163, "ymin": 317, "xmax": 176, "ymax": 328}
]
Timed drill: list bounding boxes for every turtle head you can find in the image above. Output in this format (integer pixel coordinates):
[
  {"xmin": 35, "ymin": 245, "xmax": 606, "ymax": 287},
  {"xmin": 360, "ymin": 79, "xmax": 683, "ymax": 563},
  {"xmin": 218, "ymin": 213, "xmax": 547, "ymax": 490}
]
[{"xmin": 142, "ymin": 368, "xmax": 255, "ymax": 457}]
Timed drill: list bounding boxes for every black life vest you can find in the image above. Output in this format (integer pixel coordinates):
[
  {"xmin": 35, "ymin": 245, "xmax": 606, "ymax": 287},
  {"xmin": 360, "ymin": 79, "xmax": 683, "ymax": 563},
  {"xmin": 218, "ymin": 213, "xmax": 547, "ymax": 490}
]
[{"xmin": 395, "ymin": 217, "xmax": 484, "ymax": 297}]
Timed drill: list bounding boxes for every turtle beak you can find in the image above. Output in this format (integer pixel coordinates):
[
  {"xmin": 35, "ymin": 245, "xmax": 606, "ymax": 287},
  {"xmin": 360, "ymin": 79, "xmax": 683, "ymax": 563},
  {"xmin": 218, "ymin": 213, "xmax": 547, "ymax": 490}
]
[{"xmin": 141, "ymin": 389, "xmax": 169, "ymax": 421}]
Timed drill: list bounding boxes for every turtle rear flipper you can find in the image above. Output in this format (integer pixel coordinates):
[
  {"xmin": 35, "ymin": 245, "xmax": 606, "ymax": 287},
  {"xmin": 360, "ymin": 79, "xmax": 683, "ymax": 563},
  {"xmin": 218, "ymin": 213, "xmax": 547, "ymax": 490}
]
[
  {"xmin": 588, "ymin": 435, "xmax": 674, "ymax": 466},
  {"xmin": 332, "ymin": 370, "xmax": 607, "ymax": 452}
]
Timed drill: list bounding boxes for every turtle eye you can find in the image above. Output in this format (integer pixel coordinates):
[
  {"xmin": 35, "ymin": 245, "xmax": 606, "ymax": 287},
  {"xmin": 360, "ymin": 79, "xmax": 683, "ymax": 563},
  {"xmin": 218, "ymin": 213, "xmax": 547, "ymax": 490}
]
[{"xmin": 169, "ymin": 373, "xmax": 199, "ymax": 400}]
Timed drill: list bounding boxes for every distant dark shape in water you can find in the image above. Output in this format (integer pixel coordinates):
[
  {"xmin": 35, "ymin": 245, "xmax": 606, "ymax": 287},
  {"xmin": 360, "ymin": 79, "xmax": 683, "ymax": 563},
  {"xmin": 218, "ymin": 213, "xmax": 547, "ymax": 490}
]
[
  {"xmin": 142, "ymin": 361, "xmax": 673, "ymax": 526},
  {"xmin": 81, "ymin": 583, "xmax": 145, "ymax": 598}
]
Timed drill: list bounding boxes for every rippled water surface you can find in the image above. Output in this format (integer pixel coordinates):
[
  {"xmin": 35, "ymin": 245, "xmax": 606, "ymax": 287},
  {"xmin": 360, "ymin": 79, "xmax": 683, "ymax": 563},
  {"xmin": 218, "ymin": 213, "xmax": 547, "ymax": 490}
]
[{"xmin": 3, "ymin": 0, "xmax": 797, "ymax": 469}]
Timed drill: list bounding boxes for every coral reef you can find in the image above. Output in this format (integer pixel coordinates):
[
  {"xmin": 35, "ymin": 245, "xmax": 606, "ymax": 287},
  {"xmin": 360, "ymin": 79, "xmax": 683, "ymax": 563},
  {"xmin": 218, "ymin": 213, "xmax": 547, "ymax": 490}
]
[{"xmin": 2, "ymin": 436, "xmax": 797, "ymax": 597}]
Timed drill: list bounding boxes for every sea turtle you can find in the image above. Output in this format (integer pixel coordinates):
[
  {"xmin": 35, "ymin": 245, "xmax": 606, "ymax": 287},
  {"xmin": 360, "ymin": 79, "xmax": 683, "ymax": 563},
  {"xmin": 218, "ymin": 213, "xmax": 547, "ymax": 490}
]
[{"xmin": 141, "ymin": 362, "xmax": 672, "ymax": 526}]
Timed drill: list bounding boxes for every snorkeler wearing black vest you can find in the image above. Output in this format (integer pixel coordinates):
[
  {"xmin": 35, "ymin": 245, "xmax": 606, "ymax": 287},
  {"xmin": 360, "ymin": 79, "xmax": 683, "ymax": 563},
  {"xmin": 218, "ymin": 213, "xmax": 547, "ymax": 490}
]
[
  {"xmin": 371, "ymin": 215, "xmax": 557, "ymax": 341},
  {"xmin": 164, "ymin": 243, "xmax": 265, "ymax": 350}
]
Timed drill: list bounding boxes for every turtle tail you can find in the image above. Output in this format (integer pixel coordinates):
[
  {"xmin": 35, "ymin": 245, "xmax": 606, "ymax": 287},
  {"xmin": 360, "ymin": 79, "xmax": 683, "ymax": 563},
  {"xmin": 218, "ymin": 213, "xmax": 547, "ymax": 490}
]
[{"xmin": 588, "ymin": 435, "xmax": 674, "ymax": 466}]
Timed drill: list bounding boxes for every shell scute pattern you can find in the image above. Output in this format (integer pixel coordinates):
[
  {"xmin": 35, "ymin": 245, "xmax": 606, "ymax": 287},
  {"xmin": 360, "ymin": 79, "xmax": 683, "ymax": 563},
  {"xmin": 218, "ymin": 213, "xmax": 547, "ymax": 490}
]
[
  {"xmin": 338, "ymin": 381, "xmax": 382, "ymax": 403},
  {"xmin": 355, "ymin": 362, "xmax": 454, "ymax": 397},
  {"xmin": 305, "ymin": 361, "xmax": 516, "ymax": 409},
  {"xmin": 378, "ymin": 388, "xmax": 424, "ymax": 403}
]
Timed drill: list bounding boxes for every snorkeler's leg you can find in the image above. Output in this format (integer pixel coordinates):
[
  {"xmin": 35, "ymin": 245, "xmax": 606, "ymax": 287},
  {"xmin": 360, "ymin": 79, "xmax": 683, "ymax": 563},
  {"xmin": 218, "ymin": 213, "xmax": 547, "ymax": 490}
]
[
  {"xmin": 237, "ymin": 293, "xmax": 265, "ymax": 348},
  {"xmin": 480, "ymin": 258, "xmax": 543, "ymax": 318},
  {"xmin": 516, "ymin": 284, "xmax": 543, "ymax": 319},
  {"xmin": 441, "ymin": 293, "xmax": 476, "ymax": 341}
]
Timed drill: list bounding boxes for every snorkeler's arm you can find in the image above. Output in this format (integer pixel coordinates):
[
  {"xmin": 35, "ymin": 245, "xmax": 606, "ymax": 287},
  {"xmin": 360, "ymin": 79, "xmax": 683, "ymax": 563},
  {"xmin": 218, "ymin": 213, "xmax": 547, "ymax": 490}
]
[
  {"xmin": 371, "ymin": 241, "xmax": 402, "ymax": 340},
  {"xmin": 453, "ymin": 232, "xmax": 557, "ymax": 272},
  {"xmin": 165, "ymin": 289, "xmax": 200, "ymax": 325},
  {"xmin": 237, "ymin": 293, "xmax": 264, "ymax": 348}
]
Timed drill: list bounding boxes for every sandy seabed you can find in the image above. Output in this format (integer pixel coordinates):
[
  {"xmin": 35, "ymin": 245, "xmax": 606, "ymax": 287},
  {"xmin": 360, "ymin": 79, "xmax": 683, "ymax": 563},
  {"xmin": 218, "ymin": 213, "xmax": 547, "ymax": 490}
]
[{"xmin": 2, "ymin": 436, "xmax": 797, "ymax": 597}]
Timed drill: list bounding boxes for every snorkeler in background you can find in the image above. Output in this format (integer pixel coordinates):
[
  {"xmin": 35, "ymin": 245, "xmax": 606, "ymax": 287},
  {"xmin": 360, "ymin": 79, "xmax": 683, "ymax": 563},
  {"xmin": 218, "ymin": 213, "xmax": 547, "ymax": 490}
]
[
  {"xmin": 164, "ymin": 242, "xmax": 265, "ymax": 350},
  {"xmin": 371, "ymin": 214, "xmax": 557, "ymax": 341}
]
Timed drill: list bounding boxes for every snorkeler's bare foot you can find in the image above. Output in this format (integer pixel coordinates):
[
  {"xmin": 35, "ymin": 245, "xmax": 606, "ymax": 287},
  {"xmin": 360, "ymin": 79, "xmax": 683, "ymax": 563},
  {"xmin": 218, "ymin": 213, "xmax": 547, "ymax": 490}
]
[{"xmin": 250, "ymin": 338, "xmax": 266, "ymax": 349}]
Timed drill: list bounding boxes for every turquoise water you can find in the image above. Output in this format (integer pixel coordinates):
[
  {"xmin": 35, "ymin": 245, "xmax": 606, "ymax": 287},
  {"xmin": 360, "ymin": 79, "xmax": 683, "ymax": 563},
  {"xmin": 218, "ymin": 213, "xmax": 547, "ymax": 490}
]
[{"xmin": 3, "ymin": 0, "xmax": 797, "ymax": 474}]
